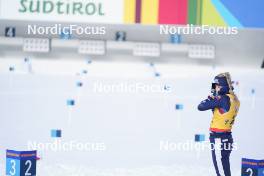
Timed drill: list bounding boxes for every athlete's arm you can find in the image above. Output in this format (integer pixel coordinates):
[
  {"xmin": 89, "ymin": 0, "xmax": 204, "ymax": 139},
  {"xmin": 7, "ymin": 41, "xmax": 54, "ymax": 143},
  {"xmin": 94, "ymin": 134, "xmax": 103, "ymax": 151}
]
[
  {"xmin": 198, "ymin": 95, "xmax": 230, "ymax": 112},
  {"xmin": 198, "ymin": 96, "xmax": 221, "ymax": 111}
]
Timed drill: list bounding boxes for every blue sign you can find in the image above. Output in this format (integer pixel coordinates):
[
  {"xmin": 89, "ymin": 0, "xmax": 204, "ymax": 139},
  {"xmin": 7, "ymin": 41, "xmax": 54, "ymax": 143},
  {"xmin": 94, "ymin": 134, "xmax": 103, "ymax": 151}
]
[
  {"xmin": 9, "ymin": 66, "xmax": 15, "ymax": 72},
  {"xmin": 5, "ymin": 27, "xmax": 16, "ymax": 37},
  {"xmin": 155, "ymin": 72, "xmax": 160, "ymax": 77},
  {"xmin": 59, "ymin": 28, "xmax": 72, "ymax": 39},
  {"xmin": 195, "ymin": 134, "xmax": 205, "ymax": 142},
  {"xmin": 170, "ymin": 34, "xmax": 182, "ymax": 44},
  {"xmin": 51, "ymin": 129, "xmax": 62, "ymax": 138},
  {"xmin": 175, "ymin": 104, "xmax": 184, "ymax": 110},
  {"xmin": 87, "ymin": 59, "xmax": 92, "ymax": 64},
  {"xmin": 115, "ymin": 31, "xmax": 126, "ymax": 41},
  {"xmin": 6, "ymin": 150, "xmax": 37, "ymax": 176},
  {"xmin": 149, "ymin": 62, "xmax": 155, "ymax": 67},
  {"xmin": 24, "ymin": 58, "xmax": 30, "ymax": 63},
  {"xmin": 67, "ymin": 99, "xmax": 75, "ymax": 106},
  {"xmin": 76, "ymin": 82, "xmax": 83, "ymax": 87},
  {"xmin": 242, "ymin": 158, "xmax": 264, "ymax": 176}
]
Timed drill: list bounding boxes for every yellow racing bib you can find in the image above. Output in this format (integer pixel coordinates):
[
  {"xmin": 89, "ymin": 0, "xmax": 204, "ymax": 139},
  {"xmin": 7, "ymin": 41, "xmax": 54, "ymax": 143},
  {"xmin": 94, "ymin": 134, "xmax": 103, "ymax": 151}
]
[{"xmin": 210, "ymin": 94, "xmax": 240, "ymax": 132}]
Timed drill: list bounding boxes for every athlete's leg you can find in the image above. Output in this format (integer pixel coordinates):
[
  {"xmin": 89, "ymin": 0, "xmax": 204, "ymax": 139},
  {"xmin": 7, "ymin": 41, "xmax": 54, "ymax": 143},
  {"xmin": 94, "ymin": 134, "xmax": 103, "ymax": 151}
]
[
  {"xmin": 221, "ymin": 134, "xmax": 233, "ymax": 176},
  {"xmin": 210, "ymin": 134, "xmax": 221, "ymax": 176}
]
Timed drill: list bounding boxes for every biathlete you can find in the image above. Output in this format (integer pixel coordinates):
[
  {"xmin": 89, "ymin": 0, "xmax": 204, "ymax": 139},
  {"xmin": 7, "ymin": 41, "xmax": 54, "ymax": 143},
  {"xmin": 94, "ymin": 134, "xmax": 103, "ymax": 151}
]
[{"xmin": 198, "ymin": 72, "xmax": 240, "ymax": 176}]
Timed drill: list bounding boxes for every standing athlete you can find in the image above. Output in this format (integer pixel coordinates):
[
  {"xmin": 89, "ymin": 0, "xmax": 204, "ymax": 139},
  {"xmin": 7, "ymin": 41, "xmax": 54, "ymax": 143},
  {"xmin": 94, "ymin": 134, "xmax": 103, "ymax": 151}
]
[{"xmin": 198, "ymin": 72, "xmax": 240, "ymax": 176}]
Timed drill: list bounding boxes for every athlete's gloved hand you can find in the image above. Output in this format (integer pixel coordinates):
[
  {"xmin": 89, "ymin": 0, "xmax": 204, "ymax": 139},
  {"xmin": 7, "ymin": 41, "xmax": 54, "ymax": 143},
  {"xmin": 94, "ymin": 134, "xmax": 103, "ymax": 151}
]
[{"xmin": 208, "ymin": 95, "xmax": 215, "ymax": 100}]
